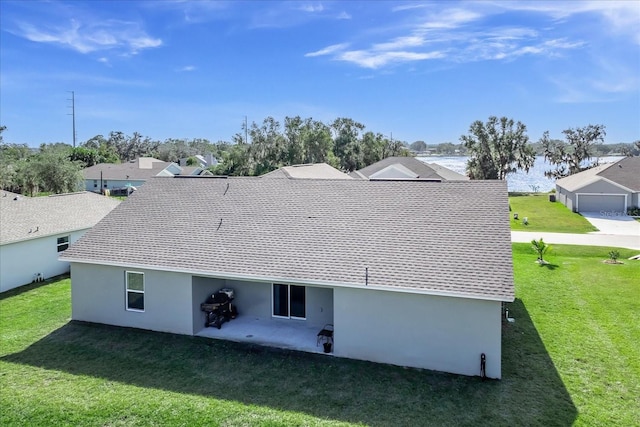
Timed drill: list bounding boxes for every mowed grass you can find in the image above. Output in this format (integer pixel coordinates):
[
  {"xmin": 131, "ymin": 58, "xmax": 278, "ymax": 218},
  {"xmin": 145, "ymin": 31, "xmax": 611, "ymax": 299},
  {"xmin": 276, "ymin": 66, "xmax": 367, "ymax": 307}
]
[
  {"xmin": 509, "ymin": 193, "xmax": 598, "ymax": 233},
  {"xmin": 1, "ymin": 247, "xmax": 639, "ymax": 426}
]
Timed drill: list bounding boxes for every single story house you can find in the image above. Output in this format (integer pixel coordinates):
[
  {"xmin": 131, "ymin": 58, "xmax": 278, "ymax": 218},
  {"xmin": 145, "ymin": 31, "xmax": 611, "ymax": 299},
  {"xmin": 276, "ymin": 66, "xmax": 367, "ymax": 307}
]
[
  {"xmin": 260, "ymin": 163, "xmax": 353, "ymax": 179},
  {"xmin": 555, "ymin": 156, "xmax": 640, "ymax": 213},
  {"xmin": 82, "ymin": 157, "xmax": 211, "ymax": 193},
  {"xmin": 350, "ymin": 156, "xmax": 469, "ymax": 180},
  {"xmin": 61, "ymin": 177, "xmax": 514, "ymax": 378},
  {"xmin": 0, "ymin": 191, "xmax": 120, "ymax": 292}
]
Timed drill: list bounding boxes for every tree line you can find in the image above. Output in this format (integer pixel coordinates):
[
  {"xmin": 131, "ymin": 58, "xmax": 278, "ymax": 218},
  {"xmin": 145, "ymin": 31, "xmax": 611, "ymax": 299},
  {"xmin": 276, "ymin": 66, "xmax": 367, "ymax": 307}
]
[
  {"xmin": 0, "ymin": 117, "xmax": 411, "ymax": 195},
  {"xmin": 1, "ymin": 117, "xmax": 638, "ymax": 196}
]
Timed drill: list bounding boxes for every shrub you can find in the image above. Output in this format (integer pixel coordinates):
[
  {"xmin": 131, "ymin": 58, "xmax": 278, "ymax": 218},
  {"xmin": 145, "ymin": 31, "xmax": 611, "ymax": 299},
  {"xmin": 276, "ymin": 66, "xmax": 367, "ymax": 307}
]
[{"xmin": 608, "ymin": 250, "xmax": 620, "ymax": 262}]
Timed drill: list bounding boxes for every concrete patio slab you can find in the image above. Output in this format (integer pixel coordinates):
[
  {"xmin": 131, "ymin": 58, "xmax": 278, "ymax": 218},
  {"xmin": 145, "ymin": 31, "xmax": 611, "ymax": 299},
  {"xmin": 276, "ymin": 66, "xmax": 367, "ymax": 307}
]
[{"xmin": 195, "ymin": 315, "xmax": 333, "ymax": 355}]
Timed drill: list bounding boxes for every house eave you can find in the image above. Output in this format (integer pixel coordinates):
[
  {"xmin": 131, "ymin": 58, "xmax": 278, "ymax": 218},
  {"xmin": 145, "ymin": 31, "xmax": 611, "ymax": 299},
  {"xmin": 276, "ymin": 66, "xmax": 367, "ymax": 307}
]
[
  {"xmin": 60, "ymin": 257, "xmax": 514, "ymax": 303},
  {"xmin": 2, "ymin": 227, "xmax": 92, "ymax": 246},
  {"xmin": 556, "ymin": 175, "xmax": 636, "ymax": 194}
]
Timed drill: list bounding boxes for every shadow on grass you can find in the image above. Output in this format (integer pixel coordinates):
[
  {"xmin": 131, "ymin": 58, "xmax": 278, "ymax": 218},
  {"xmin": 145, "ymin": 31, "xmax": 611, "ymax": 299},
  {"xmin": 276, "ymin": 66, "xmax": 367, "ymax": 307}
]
[
  {"xmin": 2, "ymin": 301, "xmax": 577, "ymax": 426},
  {"xmin": 539, "ymin": 263, "xmax": 560, "ymax": 270},
  {"xmin": 0, "ymin": 274, "xmax": 69, "ymax": 301}
]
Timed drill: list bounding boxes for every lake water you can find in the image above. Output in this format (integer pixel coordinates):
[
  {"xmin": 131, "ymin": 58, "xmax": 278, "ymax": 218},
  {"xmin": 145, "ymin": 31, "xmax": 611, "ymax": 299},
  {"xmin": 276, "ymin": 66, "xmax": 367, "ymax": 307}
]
[{"xmin": 417, "ymin": 156, "xmax": 624, "ymax": 192}]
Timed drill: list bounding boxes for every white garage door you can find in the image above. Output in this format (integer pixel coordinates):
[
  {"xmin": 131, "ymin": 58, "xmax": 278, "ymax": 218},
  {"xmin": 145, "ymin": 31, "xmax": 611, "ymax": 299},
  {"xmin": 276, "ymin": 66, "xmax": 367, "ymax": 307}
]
[{"xmin": 578, "ymin": 194, "xmax": 625, "ymax": 213}]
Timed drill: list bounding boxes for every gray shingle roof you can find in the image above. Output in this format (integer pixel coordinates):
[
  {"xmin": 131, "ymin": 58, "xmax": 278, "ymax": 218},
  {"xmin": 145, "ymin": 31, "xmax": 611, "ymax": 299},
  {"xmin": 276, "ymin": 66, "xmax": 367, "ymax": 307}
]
[
  {"xmin": 61, "ymin": 177, "xmax": 514, "ymax": 301},
  {"xmin": 261, "ymin": 163, "xmax": 353, "ymax": 179},
  {"xmin": 556, "ymin": 157, "xmax": 640, "ymax": 192},
  {"xmin": 1, "ymin": 192, "xmax": 120, "ymax": 245},
  {"xmin": 597, "ymin": 156, "xmax": 640, "ymax": 191},
  {"xmin": 82, "ymin": 158, "xmax": 171, "ymax": 181},
  {"xmin": 354, "ymin": 157, "xmax": 469, "ymax": 180}
]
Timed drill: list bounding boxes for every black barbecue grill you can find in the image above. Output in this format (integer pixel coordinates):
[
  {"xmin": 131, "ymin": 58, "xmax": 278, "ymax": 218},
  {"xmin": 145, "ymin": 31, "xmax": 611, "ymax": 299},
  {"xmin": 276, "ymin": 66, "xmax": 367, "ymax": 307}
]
[{"xmin": 201, "ymin": 288, "xmax": 237, "ymax": 329}]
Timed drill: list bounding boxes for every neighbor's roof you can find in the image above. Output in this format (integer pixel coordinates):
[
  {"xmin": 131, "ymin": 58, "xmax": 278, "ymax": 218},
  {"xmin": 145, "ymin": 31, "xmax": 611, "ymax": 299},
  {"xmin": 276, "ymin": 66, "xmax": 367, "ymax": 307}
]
[
  {"xmin": 62, "ymin": 177, "xmax": 514, "ymax": 302},
  {"xmin": 352, "ymin": 157, "xmax": 468, "ymax": 180},
  {"xmin": 596, "ymin": 156, "xmax": 640, "ymax": 191},
  {"xmin": 83, "ymin": 158, "xmax": 171, "ymax": 181},
  {"xmin": 556, "ymin": 157, "xmax": 640, "ymax": 192},
  {"xmin": 369, "ymin": 164, "xmax": 419, "ymax": 180},
  {"xmin": 0, "ymin": 192, "xmax": 120, "ymax": 245},
  {"xmin": 260, "ymin": 163, "xmax": 352, "ymax": 180}
]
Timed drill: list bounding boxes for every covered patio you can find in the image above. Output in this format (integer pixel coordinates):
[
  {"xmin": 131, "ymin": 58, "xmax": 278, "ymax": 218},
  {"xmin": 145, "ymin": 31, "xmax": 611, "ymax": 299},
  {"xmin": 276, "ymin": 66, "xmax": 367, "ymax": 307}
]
[{"xmin": 195, "ymin": 315, "xmax": 333, "ymax": 355}]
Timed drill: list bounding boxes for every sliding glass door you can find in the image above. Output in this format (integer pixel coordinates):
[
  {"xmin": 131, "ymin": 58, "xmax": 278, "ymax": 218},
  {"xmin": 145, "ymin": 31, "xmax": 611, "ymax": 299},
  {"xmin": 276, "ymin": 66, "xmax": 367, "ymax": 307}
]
[{"xmin": 272, "ymin": 284, "xmax": 305, "ymax": 319}]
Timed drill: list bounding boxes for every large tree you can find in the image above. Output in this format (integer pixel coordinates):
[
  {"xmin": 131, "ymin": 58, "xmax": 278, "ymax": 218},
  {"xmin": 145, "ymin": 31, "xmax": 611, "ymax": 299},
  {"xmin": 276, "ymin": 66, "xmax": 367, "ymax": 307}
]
[
  {"xmin": 409, "ymin": 140, "xmax": 427, "ymax": 153},
  {"xmin": 36, "ymin": 144, "xmax": 84, "ymax": 194},
  {"xmin": 541, "ymin": 124, "xmax": 607, "ymax": 179},
  {"xmin": 331, "ymin": 118, "xmax": 365, "ymax": 172},
  {"xmin": 460, "ymin": 116, "xmax": 535, "ymax": 180},
  {"xmin": 249, "ymin": 117, "xmax": 286, "ymax": 175}
]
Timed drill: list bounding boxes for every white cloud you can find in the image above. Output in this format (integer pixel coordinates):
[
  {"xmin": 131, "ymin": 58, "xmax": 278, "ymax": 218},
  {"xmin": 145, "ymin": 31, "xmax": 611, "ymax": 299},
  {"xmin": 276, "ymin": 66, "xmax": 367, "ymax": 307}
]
[
  {"xmin": 336, "ymin": 11, "xmax": 351, "ymax": 20},
  {"xmin": 14, "ymin": 18, "xmax": 161, "ymax": 55},
  {"xmin": 419, "ymin": 8, "xmax": 482, "ymax": 30},
  {"xmin": 373, "ymin": 36, "xmax": 425, "ymax": 51},
  {"xmin": 299, "ymin": 3, "xmax": 324, "ymax": 13},
  {"xmin": 392, "ymin": 4, "xmax": 429, "ymax": 13},
  {"xmin": 488, "ymin": 0, "xmax": 640, "ymax": 45},
  {"xmin": 337, "ymin": 50, "xmax": 444, "ymax": 69},
  {"xmin": 305, "ymin": 43, "xmax": 350, "ymax": 57},
  {"xmin": 178, "ymin": 65, "xmax": 196, "ymax": 72}
]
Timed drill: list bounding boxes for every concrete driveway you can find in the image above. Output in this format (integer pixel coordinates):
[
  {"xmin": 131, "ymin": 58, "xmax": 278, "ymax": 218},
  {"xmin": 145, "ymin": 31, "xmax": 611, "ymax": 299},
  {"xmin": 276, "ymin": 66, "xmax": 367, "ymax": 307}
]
[
  {"xmin": 511, "ymin": 212, "xmax": 640, "ymax": 251},
  {"xmin": 581, "ymin": 212, "xmax": 640, "ymax": 236}
]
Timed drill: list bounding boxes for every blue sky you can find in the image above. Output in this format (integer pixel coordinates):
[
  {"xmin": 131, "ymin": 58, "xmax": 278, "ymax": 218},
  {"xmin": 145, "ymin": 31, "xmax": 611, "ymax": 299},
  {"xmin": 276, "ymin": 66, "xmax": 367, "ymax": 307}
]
[{"xmin": 1, "ymin": 1, "xmax": 639, "ymax": 147}]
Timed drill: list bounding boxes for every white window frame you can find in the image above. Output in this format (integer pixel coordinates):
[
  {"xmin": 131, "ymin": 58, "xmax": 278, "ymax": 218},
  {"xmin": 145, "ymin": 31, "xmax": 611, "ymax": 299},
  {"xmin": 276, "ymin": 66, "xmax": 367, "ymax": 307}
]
[
  {"xmin": 272, "ymin": 283, "xmax": 306, "ymax": 320},
  {"xmin": 57, "ymin": 235, "xmax": 70, "ymax": 252},
  {"xmin": 125, "ymin": 271, "xmax": 145, "ymax": 312}
]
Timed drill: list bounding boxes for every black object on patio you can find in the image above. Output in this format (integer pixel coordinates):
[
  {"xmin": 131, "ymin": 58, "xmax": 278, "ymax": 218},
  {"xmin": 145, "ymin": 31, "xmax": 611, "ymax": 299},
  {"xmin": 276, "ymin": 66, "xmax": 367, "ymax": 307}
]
[{"xmin": 201, "ymin": 288, "xmax": 237, "ymax": 329}]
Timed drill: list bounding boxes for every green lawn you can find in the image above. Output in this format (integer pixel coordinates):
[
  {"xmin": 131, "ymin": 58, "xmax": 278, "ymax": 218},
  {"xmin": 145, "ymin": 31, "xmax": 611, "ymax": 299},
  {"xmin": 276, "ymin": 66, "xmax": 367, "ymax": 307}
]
[
  {"xmin": 509, "ymin": 193, "xmax": 598, "ymax": 233},
  {"xmin": 1, "ymin": 248, "xmax": 638, "ymax": 426}
]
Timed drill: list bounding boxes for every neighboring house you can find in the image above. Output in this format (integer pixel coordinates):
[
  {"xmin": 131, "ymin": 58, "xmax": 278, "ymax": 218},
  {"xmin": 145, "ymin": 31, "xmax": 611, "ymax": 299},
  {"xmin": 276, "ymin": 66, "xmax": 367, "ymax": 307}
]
[
  {"xmin": 82, "ymin": 157, "xmax": 211, "ymax": 193},
  {"xmin": 61, "ymin": 177, "xmax": 514, "ymax": 378},
  {"xmin": 179, "ymin": 153, "xmax": 219, "ymax": 168},
  {"xmin": 351, "ymin": 156, "xmax": 469, "ymax": 180},
  {"xmin": 260, "ymin": 163, "xmax": 353, "ymax": 179},
  {"xmin": 555, "ymin": 156, "xmax": 640, "ymax": 213},
  {"xmin": 0, "ymin": 192, "xmax": 120, "ymax": 292}
]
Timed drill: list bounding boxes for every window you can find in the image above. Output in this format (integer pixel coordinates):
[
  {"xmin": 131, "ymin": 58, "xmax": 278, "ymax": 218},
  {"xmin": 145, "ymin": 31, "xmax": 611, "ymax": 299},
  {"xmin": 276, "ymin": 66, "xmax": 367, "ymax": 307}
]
[
  {"xmin": 126, "ymin": 271, "xmax": 144, "ymax": 311},
  {"xmin": 57, "ymin": 236, "xmax": 70, "ymax": 252},
  {"xmin": 93, "ymin": 180, "xmax": 98, "ymax": 188},
  {"xmin": 272, "ymin": 284, "xmax": 305, "ymax": 319},
  {"xmin": 103, "ymin": 180, "xmax": 108, "ymax": 188}
]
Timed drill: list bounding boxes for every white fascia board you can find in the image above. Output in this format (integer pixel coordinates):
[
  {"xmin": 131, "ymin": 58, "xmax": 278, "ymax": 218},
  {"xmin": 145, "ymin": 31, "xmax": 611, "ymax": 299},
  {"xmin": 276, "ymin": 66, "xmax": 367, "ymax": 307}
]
[
  {"xmin": 60, "ymin": 257, "xmax": 513, "ymax": 303},
  {"xmin": 3, "ymin": 227, "xmax": 91, "ymax": 246}
]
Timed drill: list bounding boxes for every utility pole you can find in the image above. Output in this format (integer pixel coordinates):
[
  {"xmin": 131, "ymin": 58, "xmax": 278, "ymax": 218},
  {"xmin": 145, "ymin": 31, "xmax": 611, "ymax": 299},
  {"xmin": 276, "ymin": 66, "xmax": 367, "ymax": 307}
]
[
  {"xmin": 244, "ymin": 115, "xmax": 248, "ymax": 144},
  {"xmin": 68, "ymin": 91, "xmax": 77, "ymax": 147}
]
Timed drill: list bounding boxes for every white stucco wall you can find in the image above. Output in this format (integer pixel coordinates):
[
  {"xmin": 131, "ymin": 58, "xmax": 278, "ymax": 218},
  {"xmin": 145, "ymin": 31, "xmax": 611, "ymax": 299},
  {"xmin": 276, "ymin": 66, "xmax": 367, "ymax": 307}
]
[
  {"xmin": 333, "ymin": 287, "xmax": 503, "ymax": 378},
  {"xmin": 71, "ymin": 263, "xmax": 193, "ymax": 335},
  {"xmin": 0, "ymin": 230, "xmax": 85, "ymax": 292}
]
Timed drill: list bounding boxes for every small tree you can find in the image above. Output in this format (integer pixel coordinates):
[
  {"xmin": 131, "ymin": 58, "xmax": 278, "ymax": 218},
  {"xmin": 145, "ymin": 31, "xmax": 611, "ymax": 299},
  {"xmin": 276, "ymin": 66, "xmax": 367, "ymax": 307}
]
[
  {"xmin": 608, "ymin": 250, "xmax": 620, "ymax": 262},
  {"xmin": 531, "ymin": 238, "xmax": 550, "ymax": 264}
]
